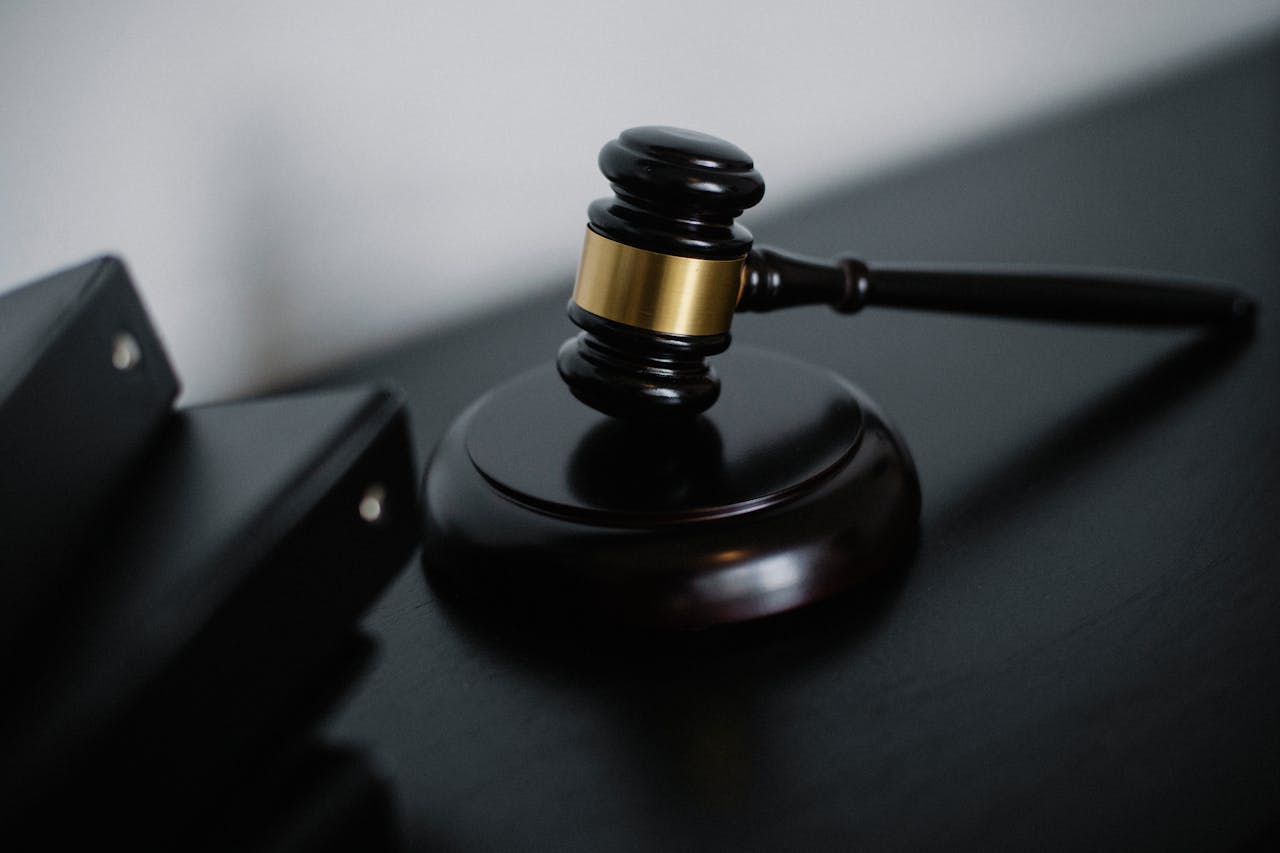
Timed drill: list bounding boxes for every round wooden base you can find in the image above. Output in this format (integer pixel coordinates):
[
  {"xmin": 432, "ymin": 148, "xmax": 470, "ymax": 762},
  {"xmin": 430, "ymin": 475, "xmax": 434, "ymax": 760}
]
[{"xmin": 421, "ymin": 347, "xmax": 920, "ymax": 629}]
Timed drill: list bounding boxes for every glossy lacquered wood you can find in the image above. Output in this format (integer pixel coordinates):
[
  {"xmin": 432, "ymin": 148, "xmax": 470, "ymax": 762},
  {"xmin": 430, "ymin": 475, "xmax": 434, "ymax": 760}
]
[
  {"xmin": 556, "ymin": 302, "xmax": 731, "ymax": 419},
  {"xmin": 740, "ymin": 246, "xmax": 1257, "ymax": 326},
  {"xmin": 422, "ymin": 348, "xmax": 920, "ymax": 628},
  {"xmin": 590, "ymin": 126, "xmax": 764, "ymax": 260}
]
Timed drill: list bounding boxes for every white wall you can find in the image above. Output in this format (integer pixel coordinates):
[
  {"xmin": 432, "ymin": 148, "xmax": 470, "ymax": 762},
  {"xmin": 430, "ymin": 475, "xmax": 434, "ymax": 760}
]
[{"xmin": 3, "ymin": 1, "xmax": 1278, "ymax": 401}]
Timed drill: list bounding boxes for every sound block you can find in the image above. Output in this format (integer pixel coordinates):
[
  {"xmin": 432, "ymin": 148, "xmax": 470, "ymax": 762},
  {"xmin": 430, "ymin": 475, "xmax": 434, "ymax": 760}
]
[{"xmin": 421, "ymin": 347, "xmax": 921, "ymax": 629}]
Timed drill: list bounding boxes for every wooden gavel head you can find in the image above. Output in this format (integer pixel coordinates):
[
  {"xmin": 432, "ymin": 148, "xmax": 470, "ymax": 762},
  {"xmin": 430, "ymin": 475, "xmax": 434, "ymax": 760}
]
[{"xmin": 556, "ymin": 126, "xmax": 766, "ymax": 419}]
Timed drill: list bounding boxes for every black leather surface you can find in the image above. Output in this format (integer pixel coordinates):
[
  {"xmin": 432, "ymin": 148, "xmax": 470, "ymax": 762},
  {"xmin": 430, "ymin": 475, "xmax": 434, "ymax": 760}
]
[
  {"xmin": 0, "ymin": 257, "xmax": 178, "ymax": 655},
  {"xmin": 1, "ymin": 386, "xmax": 418, "ymax": 847},
  {"xmin": 313, "ymin": 37, "xmax": 1280, "ymax": 852}
]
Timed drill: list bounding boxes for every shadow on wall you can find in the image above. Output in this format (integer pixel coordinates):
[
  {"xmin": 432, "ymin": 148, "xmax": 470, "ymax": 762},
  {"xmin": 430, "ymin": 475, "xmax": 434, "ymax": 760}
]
[{"xmin": 221, "ymin": 113, "xmax": 474, "ymax": 396}]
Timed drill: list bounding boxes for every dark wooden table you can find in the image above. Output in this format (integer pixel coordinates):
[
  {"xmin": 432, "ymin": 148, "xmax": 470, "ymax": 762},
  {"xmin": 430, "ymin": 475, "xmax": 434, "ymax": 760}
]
[{"xmin": 310, "ymin": 37, "xmax": 1280, "ymax": 852}]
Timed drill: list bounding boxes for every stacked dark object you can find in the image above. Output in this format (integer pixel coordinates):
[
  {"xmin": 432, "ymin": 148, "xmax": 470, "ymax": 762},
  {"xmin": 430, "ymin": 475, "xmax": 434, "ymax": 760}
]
[{"xmin": 0, "ymin": 257, "xmax": 418, "ymax": 850}]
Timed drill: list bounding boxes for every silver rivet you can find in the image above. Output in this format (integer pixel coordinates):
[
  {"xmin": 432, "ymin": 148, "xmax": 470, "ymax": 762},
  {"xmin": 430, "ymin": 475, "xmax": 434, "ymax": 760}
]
[
  {"xmin": 359, "ymin": 484, "xmax": 387, "ymax": 524},
  {"xmin": 111, "ymin": 332, "xmax": 142, "ymax": 371}
]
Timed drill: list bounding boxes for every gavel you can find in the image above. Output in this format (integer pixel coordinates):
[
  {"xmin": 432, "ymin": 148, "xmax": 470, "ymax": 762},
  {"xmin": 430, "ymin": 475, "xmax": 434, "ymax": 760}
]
[
  {"xmin": 557, "ymin": 126, "xmax": 1255, "ymax": 419},
  {"xmin": 420, "ymin": 125, "xmax": 1256, "ymax": 630}
]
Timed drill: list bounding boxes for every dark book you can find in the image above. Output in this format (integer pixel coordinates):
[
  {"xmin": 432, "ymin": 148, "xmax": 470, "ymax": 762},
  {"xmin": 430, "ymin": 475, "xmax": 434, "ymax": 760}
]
[
  {"xmin": 0, "ymin": 256, "xmax": 179, "ymax": 647},
  {"xmin": 0, "ymin": 385, "xmax": 419, "ymax": 845}
]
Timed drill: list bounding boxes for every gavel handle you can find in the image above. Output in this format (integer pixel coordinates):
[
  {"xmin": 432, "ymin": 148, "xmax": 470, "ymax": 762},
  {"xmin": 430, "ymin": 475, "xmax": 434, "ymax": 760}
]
[{"xmin": 739, "ymin": 246, "xmax": 1257, "ymax": 328}]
